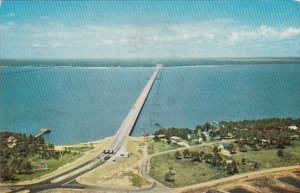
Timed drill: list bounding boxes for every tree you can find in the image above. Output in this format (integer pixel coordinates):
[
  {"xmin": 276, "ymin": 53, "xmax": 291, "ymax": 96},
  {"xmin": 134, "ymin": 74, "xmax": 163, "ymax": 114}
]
[
  {"xmin": 213, "ymin": 146, "xmax": 219, "ymax": 154},
  {"xmin": 277, "ymin": 149, "xmax": 284, "ymax": 157},
  {"xmin": 228, "ymin": 144, "xmax": 236, "ymax": 154},
  {"xmin": 201, "ymin": 133, "xmax": 207, "ymax": 141},
  {"xmin": 22, "ymin": 161, "xmax": 32, "ymax": 174},
  {"xmin": 242, "ymin": 158, "xmax": 246, "ymax": 165},
  {"xmin": 253, "ymin": 162, "xmax": 259, "ymax": 169},
  {"xmin": 239, "ymin": 146, "xmax": 247, "ymax": 152},
  {"xmin": 196, "ymin": 125, "xmax": 204, "ymax": 132},
  {"xmin": 154, "ymin": 134, "xmax": 160, "ymax": 142},
  {"xmin": 226, "ymin": 160, "xmax": 238, "ymax": 174},
  {"xmin": 0, "ymin": 165, "xmax": 15, "ymax": 182},
  {"xmin": 231, "ymin": 160, "xmax": 239, "ymax": 174},
  {"xmin": 214, "ymin": 153, "xmax": 223, "ymax": 166},
  {"xmin": 226, "ymin": 163, "xmax": 233, "ymax": 174},
  {"xmin": 203, "ymin": 123, "xmax": 212, "ymax": 131},
  {"xmin": 183, "ymin": 149, "xmax": 190, "ymax": 158},
  {"xmin": 191, "ymin": 151, "xmax": 200, "ymax": 162},
  {"xmin": 175, "ymin": 151, "xmax": 182, "ymax": 159},
  {"xmin": 204, "ymin": 153, "xmax": 213, "ymax": 163},
  {"xmin": 167, "ymin": 139, "xmax": 171, "ymax": 144},
  {"xmin": 200, "ymin": 151, "xmax": 205, "ymax": 158},
  {"xmin": 164, "ymin": 167, "xmax": 175, "ymax": 182}
]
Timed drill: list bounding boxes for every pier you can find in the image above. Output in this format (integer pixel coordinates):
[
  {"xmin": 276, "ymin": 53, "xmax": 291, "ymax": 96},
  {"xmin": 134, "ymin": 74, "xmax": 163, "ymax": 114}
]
[
  {"xmin": 104, "ymin": 64, "xmax": 161, "ymax": 154},
  {"xmin": 35, "ymin": 128, "xmax": 51, "ymax": 138}
]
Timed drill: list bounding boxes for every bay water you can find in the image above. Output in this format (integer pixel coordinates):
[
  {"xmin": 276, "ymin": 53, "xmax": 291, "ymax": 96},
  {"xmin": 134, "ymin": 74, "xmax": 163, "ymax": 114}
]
[{"xmin": 1, "ymin": 61, "xmax": 299, "ymax": 144}]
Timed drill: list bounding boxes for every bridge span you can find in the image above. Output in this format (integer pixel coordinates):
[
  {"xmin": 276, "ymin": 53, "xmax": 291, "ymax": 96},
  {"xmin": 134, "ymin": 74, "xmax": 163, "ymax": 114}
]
[
  {"xmin": 9, "ymin": 65, "xmax": 161, "ymax": 193},
  {"xmin": 104, "ymin": 64, "xmax": 161, "ymax": 154}
]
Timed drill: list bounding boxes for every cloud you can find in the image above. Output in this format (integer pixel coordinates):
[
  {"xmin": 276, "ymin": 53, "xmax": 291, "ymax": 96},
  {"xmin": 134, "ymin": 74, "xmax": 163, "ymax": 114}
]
[
  {"xmin": 100, "ymin": 39, "xmax": 115, "ymax": 46},
  {"xmin": 229, "ymin": 25, "xmax": 300, "ymax": 45},
  {"xmin": 2, "ymin": 19, "xmax": 299, "ymax": 58},
  {"xmin": 52, "ymin": 43, "xmax": 62, "ymax": 48},
  {"xmin": 32, "ymin": 44, "xmax": 43, "ymax": 49},
  {"xmin": 0, "ymin": 22, "xmax": 15, "ymax": 31},
  {"xmin": 294, "ymin": 0, "xmax": 300, "ymax": 3}
]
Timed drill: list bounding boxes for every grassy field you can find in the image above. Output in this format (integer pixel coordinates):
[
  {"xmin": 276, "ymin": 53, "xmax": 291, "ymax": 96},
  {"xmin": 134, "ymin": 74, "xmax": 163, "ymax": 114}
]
[
  {"xmin": 147, "ymin": 141, "xmax": 180, "ymax": 155},
  {"xmin": 232, "ymin": 147, "xmax": 300, "ymax": 173},
  {"xmin": 149, "ymin": 145, "xmax": 300, "ymax": 188},
  {"xmin": 149, "ymin": 146, "xmax": 230, "ymax": 187}
]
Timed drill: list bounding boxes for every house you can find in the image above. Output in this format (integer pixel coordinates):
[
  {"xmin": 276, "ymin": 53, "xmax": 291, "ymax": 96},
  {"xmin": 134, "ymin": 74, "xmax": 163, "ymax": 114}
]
[
  {"xmin": 219, "ymin": 140, "xmax": 229, "ymax": 149},
  {"xmin": 226, "ymin": 132, "xmax": 234, "ymax": 139},
  {"xmin": 261, "ymin": 139, "xmax": 268, "ymax": 145},
  {"xmin": 158, "ymin": 134, "xmax": 166, "ymax": 138},
  {"xmin": 170, "ymin": 136, "xmax": 182, "ymax": 143},
  {"xmin": 198, "ymin": 131, "xmax": 211, "ymax": 141},
  {"xmin": 198, "ymin": 137, "xmax": 203, "ymax": 144},
  {"xmin": 288, "ymin": 126, "xmax": 298, "ymax": 130},
  {"xmin": 187, "ymin": 133, "xmax": 198, "ymax": 140},
  {"xmin": 7, "ymin": 136, "xmax": 17, "ymax": 148},
  {"xmin": 290, "ymin": 134, "xmax": 299, "ymax": 140},
  {"xmin": 177, "ymin": 142, "xmax": 190, "ymax": 148},
  {"xmin": 7, "ymin": 136, "xmax": 16, "ymax": 143}
]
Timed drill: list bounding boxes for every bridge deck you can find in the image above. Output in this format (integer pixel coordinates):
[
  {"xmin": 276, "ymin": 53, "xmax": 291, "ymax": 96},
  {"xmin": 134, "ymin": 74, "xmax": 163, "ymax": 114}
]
[{"xmin": 105, "ymin": 64, "xmax": 161, "ymax": 153}]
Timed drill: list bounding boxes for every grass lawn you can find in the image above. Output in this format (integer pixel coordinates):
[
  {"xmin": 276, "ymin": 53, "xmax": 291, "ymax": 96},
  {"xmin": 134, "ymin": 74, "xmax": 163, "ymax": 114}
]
[
  {"xmin": 148, "ymin": 141, "xmax": 180, "ymax": 155},
  {"xmin": 291, "ymin": 139, "xmax": 300, "ymax": 147},
  {"xmin": 149, "ymin": 146, "xmax": 230, "ymax": 187},
  {"xmin": 233, "ymin": 147, "xmax": 300, "ymax": 173},
  {"xmin": 149, "ymin": 145, "xmax": 300, "ymax": 188}
]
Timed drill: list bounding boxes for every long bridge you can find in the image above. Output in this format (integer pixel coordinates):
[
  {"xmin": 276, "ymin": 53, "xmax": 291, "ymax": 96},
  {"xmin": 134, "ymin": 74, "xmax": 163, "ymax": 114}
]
[
  {"xmin": 9, "ymin": 64, "xmax": 161, "ymax": 193},
  {"xmin": 104, "ymin": 64, "xmax": 161, "ymax": 154}
]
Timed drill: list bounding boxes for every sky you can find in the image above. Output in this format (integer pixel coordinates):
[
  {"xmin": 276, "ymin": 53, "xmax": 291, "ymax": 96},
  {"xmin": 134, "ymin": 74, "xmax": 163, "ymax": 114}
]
[{"xmin": 0, "ymin": 0, "xmax": 299, "ymax": 59}]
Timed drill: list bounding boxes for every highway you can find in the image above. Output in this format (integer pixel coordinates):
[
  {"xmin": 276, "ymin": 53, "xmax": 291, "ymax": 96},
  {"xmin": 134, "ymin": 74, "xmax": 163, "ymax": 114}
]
[
  {"xmin": 106, "ymin": 64, "xmax": 161, "ymax": 154},
  {"xmin": 7, "ymin": 65, "xmax": 161, "ymax": 193}
]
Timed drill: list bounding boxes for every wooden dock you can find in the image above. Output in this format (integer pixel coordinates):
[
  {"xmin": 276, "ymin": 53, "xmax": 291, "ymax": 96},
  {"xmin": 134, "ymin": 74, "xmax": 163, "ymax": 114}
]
[{"xmin": 35, "ymin": 128, "xmax": 51, "ymax": 138}]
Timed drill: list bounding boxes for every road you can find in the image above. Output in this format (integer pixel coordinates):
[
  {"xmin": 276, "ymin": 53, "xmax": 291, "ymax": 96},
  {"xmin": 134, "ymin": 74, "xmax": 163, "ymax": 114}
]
[
  {"xmin": 106, "ymin": 64, "xmax": 161, "ymax": 154},
  {"xmin": 6, "ymin": 65, "xmax": 161, "ymax": 193}
]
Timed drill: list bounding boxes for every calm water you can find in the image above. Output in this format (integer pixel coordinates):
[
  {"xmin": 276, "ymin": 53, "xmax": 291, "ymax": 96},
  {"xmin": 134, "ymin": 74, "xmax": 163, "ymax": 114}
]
[{"xmin": 1, "ymin": 63, "xmax": 300, "ymax": 144}]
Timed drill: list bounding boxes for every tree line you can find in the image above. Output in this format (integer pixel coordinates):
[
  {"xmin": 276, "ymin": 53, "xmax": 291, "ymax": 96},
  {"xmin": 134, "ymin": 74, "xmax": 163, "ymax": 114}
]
[{"xmin": 0, "ymin": 132, "xmax": 71, "ymax": 182}]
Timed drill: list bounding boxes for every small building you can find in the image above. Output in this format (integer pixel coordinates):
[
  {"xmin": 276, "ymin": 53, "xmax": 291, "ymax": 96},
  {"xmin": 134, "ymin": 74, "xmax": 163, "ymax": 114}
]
[
  {"xmin": 219, "ymin": 140, "xmax": 229, "ymax": 149},
  {"xmin": 177, "ymin": 142, "xmax": 190, "ymax": 148},
  {"xmin": 7, "ymin": 136, "xmax": 16, "ymax": 143},
  {"xmin": 288, "ymin": 126, "xmax": 298, "ymax": 130},
  {"xmin": 290, "ymin": 134, "xmax": 299, "ymax": 140},
  {"xmin": 7, "ymin": 136, "xmax": 17, "ymax": 148},
  {"xmin": 198, "ymin": 137, "xmax": 203, "ymax": 143},
  {"xmin": 261, "ymin": 139, "xmax": 268, "ymax": 145},
  {"xmin": 198, "ymin": 131, "xmax": 211, "ymax": 141},
  {"xmin": 158, "ymin": 134, "xmax": 166, "ymax": 138},
  {"xmin": 226, "ymin": 160, "xmax": 233, "ymax": 164},
  {"xmin": 170, "ymin": 136, "xmax": 182, "ymax": 143},
  {"xmin": 226, "ymin": 132, "xmax": 234, "ymax": 139},
  {"xmin": 187, "ymin": 133, "xmax": 198, "ymax": 140}
]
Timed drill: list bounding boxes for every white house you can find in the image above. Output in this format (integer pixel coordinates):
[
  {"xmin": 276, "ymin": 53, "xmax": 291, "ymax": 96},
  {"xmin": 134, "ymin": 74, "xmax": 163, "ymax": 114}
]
[{"xmin": 288, "ymin": 126, "xmax": 298, "ymax": 130}]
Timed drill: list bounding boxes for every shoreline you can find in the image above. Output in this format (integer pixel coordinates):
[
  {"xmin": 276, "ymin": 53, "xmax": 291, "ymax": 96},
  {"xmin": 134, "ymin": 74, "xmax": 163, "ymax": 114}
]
[{"xmin": 54, "ymin": 136, "xmax": 143, "ymax": 149}]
